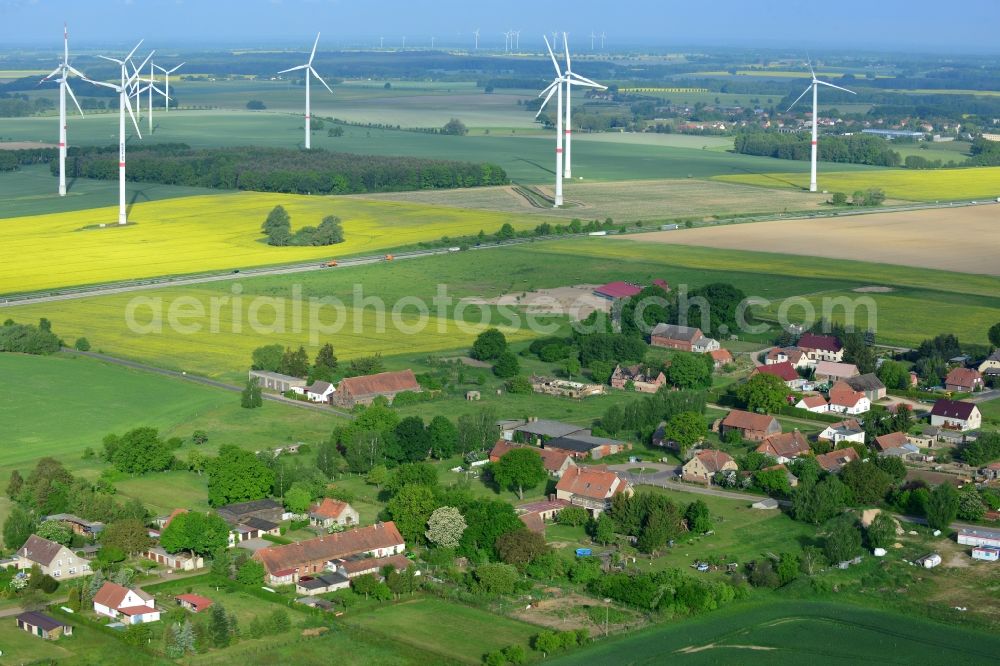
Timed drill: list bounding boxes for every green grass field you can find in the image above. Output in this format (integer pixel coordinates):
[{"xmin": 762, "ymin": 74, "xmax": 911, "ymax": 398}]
[
  {"xmin": 343, "ymin": 597, "xmax": 540, "ymax": 664},
  {"xmin": 552, "ymin": 600, "xmax": 1000, "ymax": 664},
  {"xmin": 0, "ymin": 616, "xmax": 169, "ymax": 666}
]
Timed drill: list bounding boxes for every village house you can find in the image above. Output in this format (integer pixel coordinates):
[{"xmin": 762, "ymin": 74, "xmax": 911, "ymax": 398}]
[
  {"xmin": 248, "ymin": 369, "xmax": 306, "ymax": 393},
  {"xmin": 844, "ymin": 374, "xmax": 887, "ymax": 402},
  {"xmin": 720, "ymin": 410, "xmax": 781, "ymax": 442},
  {"xmin": 650, "ymin": 323, "xmax": 719, "ymax": 353},
  {"xmin": 516, "ymin": 498, "xmax": 571, "ymax": 525},
  {"xmin": 489, "ymin": 440, "xmax": 577, "ymax": 477},
  {"xmin": 682, "ymin": 449, "xmax": 738, "ymax": 484},
  {"xmin": 15, "ymin": 535, "xmax": 90, "ymax": 580},
  {"xmin": 93, "ymin": 582, "xmax": 160, "ymax": 624},
  {"xmin": 873, "ymin": 432, "xmax": 919, "ymax": 460},
  {"xmin": 818, "ymin": 419, "xmax": 866, "ymax": 445},
  {"xmin": 144, "ymin": 546, "xmax": 204, "ymax": 571},
  {"xmin": 797, "ymin": 333, "xmax": 844, "ymax": 363},
  {"xmin": 542, "ymin": 433, "xmax": 631, "ymax": 460},
  {"xmin": 930, "ymin": 399, "xmax": 982, "ymax": 431},
  {"xmin": 828, "ymin": 381, "xmax": 871, "ymax": 415},
  {"xmin": 815, "ymin": 361, "xmax": 860, "ymax": 384},
  {"xmin": 228, "ymin": 517, "xmax": 281, "ymax": 548},
  {"xmin": 978, "ymin": 350, "xmax": 1000, "ymax": 375},
  {"xmin": 309, "ymin": 498, "xmax": 360, "ymax": 529},
  {"xmin": 16, "ymin": 611, "xmax": 72, "ymax": 640},
  {"xmin": 756, "ymin": 430, "xmax": 810, "ymax": 464},
  {"xmin": 216, "ymin": 498, "xmax": 285, "ymax": 526},
  {"xmin": 815, "ymin": 447, "xmax": 860, "ymax": 473},
  {"xmin": 510, "ymin": 419, "xmax": 588, "ymax": 444},
  {"xmin": 253, "ymin": 522, "xmax": 406, "ymax": 585},
  {"xmin": 40, "ymin": 514, "xmax": 104, "ymax": 538},
  {"xmin": 333, "ymin": 369, "xmax": 422, "ymax": 407},
  {"xmin": 175, "ymin": 593, "xmax": 213, "ymax": 613},
  {"xmin": 765, "ymin": 347, "xmax": 810, "ymax": 369},
  {"xmin": 982, "ymin": 462, "xmax": 1000, "ymax": 481},
  {"xmin": 295, "ymin": 572, "xmax": 351, "ymax": 596},
  {"xmin": 708, "ymin": 348, "xmax": 733, "ymax": 369},
  {"xmin": 609, "ymin": 363, "xmax": 666, "ymax": 393},
  {"xmin": 752, "ymin": 362, "xmax": 807, "ymax": 389},
  {"xmin": 795, "ymin": 394, "xmax": 829, "ymax": 413},
  {"xmin": 555, "ymin": 466, "xmax": 633, "ymax": 514},
  {"xmin": 945, "ymin": 367, "xmax": 984, "ymax": 393},
  {"xmin": 295, "ymin": 380, "xmax": 336, "ymax": 403}
]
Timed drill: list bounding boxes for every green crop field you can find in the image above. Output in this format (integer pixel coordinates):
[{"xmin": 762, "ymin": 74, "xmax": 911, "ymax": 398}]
[
  {"xmin": 343, "ymin": 597, "xmax": 540, "ymax": 664},
  {"xmin": 715, "ymin": 166, "xmax": 1000, "ymax": 201},
  {"xmin": 552, "ymin": 600, "xmax": 1000, "ymax": 664}
]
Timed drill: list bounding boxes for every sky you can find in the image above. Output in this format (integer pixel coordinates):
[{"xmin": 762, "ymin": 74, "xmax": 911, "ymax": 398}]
[{"xmin": 1, "ymin": 0, "xmax": 997, "ymax": 54}]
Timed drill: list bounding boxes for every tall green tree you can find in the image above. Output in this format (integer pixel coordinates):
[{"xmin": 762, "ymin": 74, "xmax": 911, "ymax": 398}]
[
  {"xmin": 160, "ymin": 512, "xmax": 230, "ymax": 556},
  {"xmin": 666, "ymin": 353, "xmax": 712, "ymax": 389},
  {"xmin": 207, "ymin": 445, "xmax": 275, "ymax": 507},
  {"xmin": 866, "ymin": 512, "xmax": 897, "ymax": 549},
  {"xmin": 492, "ymin": 351, "xmax": 520, "ymax": 378},
  {"xmin": 471, "ymin": 328, "xmax": 507, "ymax": 361},
  {"xmin": 492, "ymin": 448, "xmax": 547, "ymax": 500},
  {"xmin": 394, "ymin": 416, "xmax": 431, "ymax": 463},
  {"xmin": 3, "ymin": 506, "xmax": 36, "ymax": 550},
  {"xmin": 251, "ymin": 344, "xmax": 284, "ymax": 372},
  {"xmin": 663, "ymin": 412, "xmax": 707, "ymax": 455},
  {"xmin": 100, "ymin": 518, "xmax": 152, "ymax": 555},
  {"xmin": 736, "ymin": 373, "xmax": 788, "ymax": 413},
  {"xmin": 425, "ymin": 506, "xmax": 466, "ymax": 550},
  {"xmin": 459, "ymin": 500, "xmax": 523, "ymax": 560},
  {"xmin": 110, "ymin": 427, "xmax": 174, "ymax": 475},
  {"xmin": 386, "ymin": 484, "xmax": 439, "ymax": 544},
  {"xmin": 824, "ymin": 517, "xmax": 863, "ymax": 563},
  {"xmin": 926, "ymin": 483, "xmax": 959, "ymax": 530},
  {"xmin": 241, "ymin": 378, "xmax": 263, "ymax": 409},
  {"xmin": 428, "ymin": 416, "xmax": 459, "ymax": 459}
]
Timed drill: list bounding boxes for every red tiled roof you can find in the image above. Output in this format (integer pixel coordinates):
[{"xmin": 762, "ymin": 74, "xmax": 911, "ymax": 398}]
[
  {"xmin": 757, "ymin": 430, "xmax": 810, "ymax": 459},
  {"xmin": 340, "ymin": 554, "xmax": 410, "ymax": 576},
  {"xmin": 709, "ymin": 349, "xmax": 733, "ymax": 363},
  {"xmin": 164, "ymin": 508, "xmax": 188, "ymax": 529},
  {"xmin": 829, "ymin": 381, "xmax": 865, "ymax": 408},
  {"xmin": 722, "ymin": 409, "xmax": 778, "ymax": 433},
  {"xmin": 694, "ymin": 449, "xmax": 736, "ymax": 473},
  {"xmin": 594, "ymin": 281, "xmax": 643, "ymax": 299},
  {"xmin": 873, "ymin": 432, "xmax": 908, "ymax": 451},
  {"xmin": 93, "ymin": 582, "xmax": 151, "ymax": 609},
  {"xmin": 798, "ymin": 395, "xmax": 827, "ymax": 409},
  {"xmin": 651, "ymin": 279, "xmax": 671, "ymax": 292},
  {"xmin": 815, "ymin": 447, "xmax": 859, "ymax": 472},
  {"xmin": 489, "ymin": 440, "xmax": 574, "ymax": 473},
  {"xmin": 931, "ymin": 399, "xmax": 977, "ymax": 420},
  {"xmin": 338, "ymin": 370, "xmax": 420, "ymax": 398},
  {"xmin": 254, "ymin": 522, "xmax": 405, "ymax": 575},
  {"xmin": 755, "ymin": 362, "xmax": 799, "ymax": 382},
  {"xmin": 117, "ymin": 605, "xmax": 158, "ymax": 617},
  {"xmin": 519, "ymin": 512, "xmax": 546, "ymax": 534},
  {"xmin": 175, "ymin": 594, "xmax": 213, "ymax": 611},
  {"xmin": 798, "ymin": 333, "xmax": 842, "ymax": 353},
  {"xmin": 945, "ymin": 367, "xmax": 982, "ymax": 388},
  {"xmin": 311, "ymin": 498, "xmax": 351, "ymax": 520},
  {"xmin": 556, "ymin": 466, "xmax": 625, "ymax": 501}
]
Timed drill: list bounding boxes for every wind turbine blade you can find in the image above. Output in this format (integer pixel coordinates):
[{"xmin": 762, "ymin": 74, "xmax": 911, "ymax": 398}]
[
  {"xmin": 786, "ymin": 84, "xmax": 812, "ymax": 111},
  {"xmin": 124, "ymin": 92, "xmax": 142, "ymax": 138},
  {"xmin": 128, "ymin": 52, "xmax": 154, "ymax": 86},
  {"xmin": 808, "ymin": 61, "xmax": 815, "ymax": 79},
  {"xmin": 169, "ymin": 63, "xmax": 185, "ymax": 74},
  {"xmin": 97, "ymin": 55, "xmax": 124, "ymax": 65},
  {"xmin": 569, "ymin": 73, "xmax": 605, "ymax": 89},
  {"xmin": 816, "ymin": 80, "xmax": 857, "ymax": 95},
  {"xmin": 310, "ymin": 67, "xmax": 334, "ymax": 94},
  {"xmin": 543, "ymin": 35, "xmax": 561, "ymax": 76},
  {"xmin": 278, "ymin": 64, "xmax": 309, "ymax": 74},
  {"xmin": 535, "ymin": 85, "xmax": 558, "ymax": 117},
  {"xmin": 40, "ymin": 66, "xmax": 62, "ymax": 83},
  {"xmin": 67, "ymin": 65, "xmax": 86, "ymax": 79},
  {"xmin": 125, "ymin": 40, "xmax": 145, "ymax": 63},
  {"xmin": 309, "ymin": 33, "xmax": 321, "ymax": 65},
  {"xmin": 538, "ymin": 80, "xmax": 558, "ymax": 98},
  {"xmin": 564, "ymin": 32, "xmax": 571, "ymax": 71},
  {"xmin": 65, "ymin": 82, "xmax": 85, "ymax": 116},
  {"xmin": 85, "ymin": 78, "xmax": 118, "ymax": 91}
]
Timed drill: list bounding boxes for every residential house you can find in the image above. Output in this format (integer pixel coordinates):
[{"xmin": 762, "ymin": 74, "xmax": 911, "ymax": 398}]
[
  {"xmin": 766, "ymin": 347, "xmax": 810, "ymax": 369},
  {"xmin": 609, "ymin": 364, "xmax": 666, "ymax": 393},
  {"xmin": 752, "ymin": 362, "xmax": 806, "ymax": 389},
  {"xmin": 489, "ymin": 440, "xmax": 576, "ymax": 477},
  {"xmin": 253, "ymin": 522, "xmax": 405, "ymax": 585},
  {"xmin": 333, "ymin": 370, "xmax": 422, "ymax": 408},
  {"xmin": 982, "ymin": 462, "xmax": 1000, "ymax": 481},
  {"xmin": 248, "ymin": 370, "xmax": 306, "ymax": 393},
  {"xmin": 828, "ymin": 381, "xmax": 870, "ymax": 415},
  {"xmin": 815, "ymin": 447, "xmax": 860, "ymax": 473},
  {"xmin": 16, "ymin": 611, "xmax": 72, "ymax": 640},
  {"xmin": 296, "ymin": 572, "xmax": 351, "ymax": 596},
  {"xmin": 720, "ymin": 410, "xmax": 781, "ymax": 442},
  {"xmin": 336, "ymin": 554, "xmax": 412, "ymax": 580},
  {"xmin": 510, "ymin": 419, "xmax": 587, "ymax": 444},
  {"xmin": 593, "ymin": 281, "xmax": 642, "ymax": 301},
  {"xmin": 945, "ymin": 367, "xmax": 984, "ymax": 393},
  {"xmin": 844, "ymin": 374, "xmax": 887, "ymax": 402},
  {"xmin": 40, "ymin": 514, "xmax": 104, "ymax": 538},
  {"xmin": 175, "ymin": 594, "xmax": 213, "ymax": 613},
  {"xmin": 309, "ymin": 498, "xmax": 360, "ymax": 529},
  {"xmin": 797, "ymin": 333, "xmax": 844, "ymax": 363},
  {"xmin": 296, "ymin": 380, "xmax": 336, "ymax": 403},
  {"xmin": 516, "ymin": 498, "xmax": 570, "ymax": 523},
  {"xmin": 682, "ymin": 450, "xmax": 738, "ymax": 484},
  {"xmin": 756, "ymin": 430, "xmax": 810, "ymax": 464},
  {"xmin": 708, "ymin": 348, "xmax": 733, "ymax": 369},
  {"xmin": 93, "ymin": 582, "xmax": 160, "ymax": 624},
  {"xmin": 216, "ymin": 499, "xmax": 284, "ymax": 526},
  {"xmin": 818, "ymin": 419, "xmax": 866, "ymax": 445},
  {"xmin": 555, "ymin": 466, "xmax": 633, "ymax": 514},
  {"xmin": 978, "ymin": 350, "xmax": 1000, "ymax": 375},
  {"xmin": 542, "ymin": 433, "xmax": 631, "ymax": 460},
  {"xmin": 815, "ymin": 361, "xmax": 860, "ymax": 384},
  {"xmin": 957, "ymin": 527, "xmax": 1000, "ymax": 549},
  {"xmin": 650, "ymin": 323, "xmax": 719, "ymax": 353},
  {"xmin": 873, "ymin": 432, "xmax": 919, "ymax": 460},
  {"xmin": 930, "ymin": 399, "xmax": 982, "ymax": 431},
  {"xmin": 228, "ymin": 517, "xmax": 281, "ymax": 548},
  {"xmin": 144, "ymin": 546, "xmax": 204, "ymax": 571},
  {"xmin": 518, "ymin": 511, "xmax": 546, "ymax": 535},
  {"xmin": 15, "ymin": 535, "xmax": 90, "ymax": 580},
  {"xmin": 795, "ymin": 395, "xmax": 829, "ymax": 413}
]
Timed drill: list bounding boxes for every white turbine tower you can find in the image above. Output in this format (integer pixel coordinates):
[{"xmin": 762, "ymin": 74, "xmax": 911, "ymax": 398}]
[
  {"xmin": 473, "ymin": 28, "xmax": 480, "ymax": 50},
  {"xmin": 561, "ymin": 33, "xmax": 606, "ymax": 180},
  {"xmin": 536, "ymin": 35, "xmax": 568, "ymax": 207},
  {"xmin": 600, "ymin": 32, "xmax": 606, "ymax": 49},
  {"xmin": 590, "ymin": 31, "xmax": 597, "ymax": 50},
  {"xmin": 85, "ymin": 42, "xmax": 150, "ymax": 225},
  {"xmin": 278, "ymin": 33, "xmax": 333, "ymax": 150},
  {"xmin": 787, "ymin": 62, "xmax": 856, "ymax": 192},
  {"xmin": 40, "ymin": 23, "xmax": 86, "ymax": 197},
  {"xmin": 135, "ymin": 60, "xmax": 169, "ymax": 134},
  {"xmin": 154, "ymin": 62, "xmax": 184, "ymax": 113}
]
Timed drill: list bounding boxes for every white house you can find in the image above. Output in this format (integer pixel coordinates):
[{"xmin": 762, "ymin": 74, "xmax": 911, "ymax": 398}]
[
  {"xmin": 795, "ymin": 395, "xmax": 829, "ymax": 414},
  {"xmin": 15, "ymin": 535, "xmax": 90, "ymax": 580},
  {"xmin": 93, "ymin": 582, "xmax": 160, "ymax": 625},
  {"xmin": 930, "ymin": 400, "xmax": 981, "ymax": 432},
  {"xmin": 828, "ymin": 382, "xmax": 870, "ymax": 415},
  {"xmin": 295, "ymin": 380, "xmax": 335, "ymax": 403},
  {"xmin": 818, "ymin": 419, "xmax": 866, "ymax": 445}
]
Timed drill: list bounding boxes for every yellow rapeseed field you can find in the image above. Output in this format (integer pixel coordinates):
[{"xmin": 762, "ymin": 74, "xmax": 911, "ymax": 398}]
[
  {"xmin": 0, "ymin": 191, "xmax": 539, "ymax": 294},
  {"xmin": 714, "ymin": 167, "xmax": 1000, "ymax": 202}
]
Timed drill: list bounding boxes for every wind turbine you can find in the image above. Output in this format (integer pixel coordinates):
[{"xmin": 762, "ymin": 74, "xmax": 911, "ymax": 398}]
[
  {"xmin": 40, "ymin": 23, "xmax": 86, "ymax": 197},
  {"xmin": 536, "ymin": 35, "xmax": 568, "ymax": 207},
  {"xmin": 473, "ymin": 28, "xmax": 480, "ymax": 50},
  {"xmin": 600, "ymin": 32, "xmax": 606, "ymax": 49},
  {"xmin": 278, "ymin": 33, "xmax": 333, "ymax": 150},
  {"xmin": 85, "ymin": 42, "xmax": 150, "ymax": 225},
  {"xmin": 514, "ymin": 30, "xmax": 520, "ymax": 51},
  {"xmin": 136, "ymin": 60, "xmax": 169, "ymax": 134},
  {"xmin": 154, "ymin": 62, "xmax": 184, "ymax": 113},
  {"xmin": 561, "ymin": 33, "xmax": 607, "ymax": 180},
  {"xmin": 787, "ymin": 62, "xmax": 856, "ymax": 192},
  {"xmin": 590, "ymin": 31, "xmax": 597, "ymax": 50}
]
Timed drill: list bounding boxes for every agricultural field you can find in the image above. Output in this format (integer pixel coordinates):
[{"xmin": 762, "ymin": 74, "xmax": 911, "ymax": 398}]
[
  {"xmin": 342, "ymin": 597, "xmax": 539, "ymax": 664},
  {"xmin": 0, "ymin": 190, "xmax": 542, "ymax": 294},
  {"xmin": 715, "ymin": 166, "xmax": 1000, "ymax": 202},
  {"xmin": 623, "ymin": 203, "xmax": 1000, "ymax": 276},
  {"xmin": 552, "ymin": 600, "xmax": 1000, "ymax": 665}
]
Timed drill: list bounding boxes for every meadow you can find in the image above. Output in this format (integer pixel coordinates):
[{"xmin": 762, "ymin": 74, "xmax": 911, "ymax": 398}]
[
  {"xmin": 715, "ymin": 166, "xmax": 1000, "ymax": 202},
  {"xmin": 0, "ymin": 616, "xmax": 164, "ymax": 666},
  {"xmin": 552, "ymin": 600, "xmax": 1000, "ymax": 665}
]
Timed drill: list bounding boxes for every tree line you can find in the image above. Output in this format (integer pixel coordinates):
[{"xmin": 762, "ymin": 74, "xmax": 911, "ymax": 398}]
[
  {"xmin": 734, "ymin": 131, "xmax": 901, "ymax": 167},
  {"xmin": 53, "ymin": 144, "xmax": 509, "ymax": 194}
]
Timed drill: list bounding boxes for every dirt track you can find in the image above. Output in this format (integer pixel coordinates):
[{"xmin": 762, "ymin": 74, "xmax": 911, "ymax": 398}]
[{"xmin": 623, "ymin": 204, "xmax": 1000, "ymax": 276}]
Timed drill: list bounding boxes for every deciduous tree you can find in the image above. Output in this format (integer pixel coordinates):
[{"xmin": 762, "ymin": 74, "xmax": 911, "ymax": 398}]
[
  {"xmin": 425, "ymin": 506, "xmax": 466, "ymax": 549},
  {"xmin": 492, "ymin": 448, "xmax": 547, "ymax": 500}
]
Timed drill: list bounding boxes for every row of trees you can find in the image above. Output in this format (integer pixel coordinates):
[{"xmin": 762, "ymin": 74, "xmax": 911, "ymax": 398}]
[
  {"xmin": 0, "ymin": 318, "xmax": 61, "ymax": 355},
  {"xmin": 734, "ymin": 131, "xmax": 902, "ymax": 167},
  {"xmin": 261, "ymin": 205, "xmax": 344, "ymax": 247}
]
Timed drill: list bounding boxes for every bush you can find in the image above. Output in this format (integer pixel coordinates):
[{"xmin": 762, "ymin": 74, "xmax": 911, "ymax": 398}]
[{"xmin": 74, "ymin": 337, "xmax": 91, "ymax": 351}]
